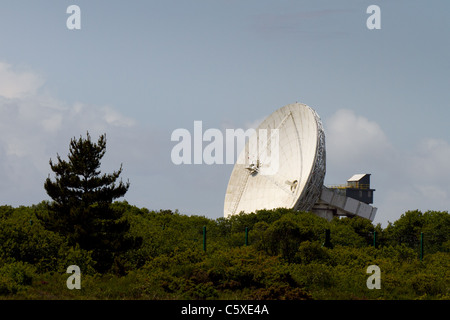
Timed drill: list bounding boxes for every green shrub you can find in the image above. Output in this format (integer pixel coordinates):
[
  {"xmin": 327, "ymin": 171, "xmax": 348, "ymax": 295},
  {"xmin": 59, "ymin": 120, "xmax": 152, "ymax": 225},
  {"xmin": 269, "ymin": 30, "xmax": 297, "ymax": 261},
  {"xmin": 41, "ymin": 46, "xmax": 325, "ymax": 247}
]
[
  {"xmin": 0, "ymin": 204, "xmax": 448, "ymax": 300},
  {"xmin": 0, "ymin": 205, "xmax": 65, "ymax": 273},
  {"xmin": 57, "ymin": 245, "xmax": 96, "ymax": 275},
  {"xmin": 290, "ymin": 262, "xmax": 336, "ymax": 289},
  {"xmin": 0, "ymin": 261, "xmax": 36, "ymax": 295},
  {"xmin": 294, "ymin": 241, "xmax": 330, "ymax": 264},
  {"xmin": 408, "ymin": 273, "xmax": 443, "ymax": 296}
]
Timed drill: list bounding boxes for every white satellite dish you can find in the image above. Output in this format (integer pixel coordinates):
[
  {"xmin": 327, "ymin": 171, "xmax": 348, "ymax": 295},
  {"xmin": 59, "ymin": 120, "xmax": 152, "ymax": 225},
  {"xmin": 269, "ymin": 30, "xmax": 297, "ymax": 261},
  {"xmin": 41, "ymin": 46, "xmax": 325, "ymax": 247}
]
[
  {"xmin": 224, "ymin": 102, "xmax": 377, "ymax": 221},
  {"xmin": 224, "ymin": 103, "xmax": 326, "ymax": 217}
]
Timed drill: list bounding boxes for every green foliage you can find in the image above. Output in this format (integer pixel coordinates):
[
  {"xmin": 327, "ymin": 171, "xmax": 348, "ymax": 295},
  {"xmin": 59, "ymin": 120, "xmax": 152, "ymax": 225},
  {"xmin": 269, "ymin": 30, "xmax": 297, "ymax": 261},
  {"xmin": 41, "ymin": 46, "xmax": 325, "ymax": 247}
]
[
  {"xmin": 295, "ymin": 241, "xmax": 330, "ymax": 264},
  {"xmin": 0, "ymin": 261, "xmax": 36, "ymax": 295},
  {"xmin": 330, "ymin": 216, "xmax": 374, "ymax": 247},
  {"xmin": 0, "ymin": 203, "xmax": 449, "ymax": 300},
  {"xmin": 246, "ymin": 212, "xmax": 327, "ymax": 262},
  {"xmin": 384, "ymin": 210, "xmax": 450, "ymax": 254},
  {"xmin": 0, "ymin": 205, "xmax": 65, "ymax": 273},
  {"xmin": 57, "ymin": 245, "xmax": 97, "ymax": 275},
  {"xmin": 37, "ymin": 132, "xmax": 140, "ymax": 273}
]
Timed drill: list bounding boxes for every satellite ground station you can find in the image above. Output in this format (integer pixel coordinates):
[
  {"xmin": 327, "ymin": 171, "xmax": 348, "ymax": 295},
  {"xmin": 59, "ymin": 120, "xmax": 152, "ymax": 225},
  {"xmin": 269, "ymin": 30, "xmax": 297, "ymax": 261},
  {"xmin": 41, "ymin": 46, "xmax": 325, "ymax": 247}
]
[{"xmin": 224, "ymin": 103, "xmax": 377, "ymax": 222}]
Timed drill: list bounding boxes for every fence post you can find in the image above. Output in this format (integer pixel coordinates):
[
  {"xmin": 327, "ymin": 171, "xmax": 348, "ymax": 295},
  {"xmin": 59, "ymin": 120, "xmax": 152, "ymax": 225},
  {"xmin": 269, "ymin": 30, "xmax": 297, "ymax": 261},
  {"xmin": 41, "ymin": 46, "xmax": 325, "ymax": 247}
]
[
  {"xmin": 245, "ymin": 227, "xmax": 248, "ymax": 246},
  {"xmin": 420, "ymin": 232, "xmax": 424, "ymax": 261},
  {"xmin": 323, "ymin": 229, "xmax": 332, "ymax": 248},
  {"xmin": 203, "ymin": 226, "xmax": 207, "ymax": 252},
  {"xmin": 373, "ymin": 231, "xmax": 377, "ymax": 248}
]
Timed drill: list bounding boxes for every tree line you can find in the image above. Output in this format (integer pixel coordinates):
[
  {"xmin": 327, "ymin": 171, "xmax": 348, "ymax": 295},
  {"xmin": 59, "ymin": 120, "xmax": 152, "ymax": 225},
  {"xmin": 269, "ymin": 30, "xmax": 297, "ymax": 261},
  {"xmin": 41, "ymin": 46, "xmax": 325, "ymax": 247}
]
[{"xmin": 0, "ymin": 133, "xmax": 448, "ymax": 299}]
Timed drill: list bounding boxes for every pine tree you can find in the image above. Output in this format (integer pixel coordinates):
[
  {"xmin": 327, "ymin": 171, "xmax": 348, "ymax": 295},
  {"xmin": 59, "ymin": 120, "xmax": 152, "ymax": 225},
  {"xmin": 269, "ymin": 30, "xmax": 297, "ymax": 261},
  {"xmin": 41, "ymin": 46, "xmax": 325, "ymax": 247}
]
[{"xmin": 39, "ymin": 132, "xmax": 139, "ymax": 272}]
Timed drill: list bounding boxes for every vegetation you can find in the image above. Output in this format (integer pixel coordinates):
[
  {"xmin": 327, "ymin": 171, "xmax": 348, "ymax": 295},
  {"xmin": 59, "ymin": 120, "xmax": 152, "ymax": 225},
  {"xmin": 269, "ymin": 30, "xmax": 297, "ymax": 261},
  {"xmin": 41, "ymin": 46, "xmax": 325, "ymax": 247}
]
[
  {"xmin": 0, "ymin": 132, "xmax": 448, "ymax": 299},
  {"xmin": 0, "ymin": 204, "xmax": 448, "ymax": 300},
  {"xmin": 37, "ymin": 132, "xmax": 140, "ymax": 273}
]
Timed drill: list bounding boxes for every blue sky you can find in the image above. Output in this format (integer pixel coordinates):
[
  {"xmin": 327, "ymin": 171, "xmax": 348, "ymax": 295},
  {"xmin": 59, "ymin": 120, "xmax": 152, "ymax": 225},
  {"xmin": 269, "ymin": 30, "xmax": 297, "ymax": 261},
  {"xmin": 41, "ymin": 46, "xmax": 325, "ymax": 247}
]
[{"xmin": 0, "ymin": 1, "xmax": 449, "ymax": 227}]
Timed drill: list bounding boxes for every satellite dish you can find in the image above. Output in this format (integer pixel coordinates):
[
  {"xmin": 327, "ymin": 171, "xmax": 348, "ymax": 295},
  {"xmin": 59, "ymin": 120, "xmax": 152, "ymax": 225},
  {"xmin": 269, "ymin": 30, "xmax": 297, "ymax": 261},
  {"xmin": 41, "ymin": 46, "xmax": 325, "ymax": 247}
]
[
  {"xmin": 224, "ymin": 103, "xmax": 326, "ymax": 217},
  {"xmin": 224, "ymin": 102, "xmax": 377, "ymax": 221}
]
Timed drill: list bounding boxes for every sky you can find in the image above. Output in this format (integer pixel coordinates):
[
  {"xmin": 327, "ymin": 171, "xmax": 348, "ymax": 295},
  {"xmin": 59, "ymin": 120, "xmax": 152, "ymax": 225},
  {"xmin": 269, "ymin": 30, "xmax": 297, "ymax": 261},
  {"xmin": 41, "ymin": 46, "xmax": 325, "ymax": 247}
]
[{"xmin": 0, "ymin": 0, "xmax": 449, "ymax": 227}]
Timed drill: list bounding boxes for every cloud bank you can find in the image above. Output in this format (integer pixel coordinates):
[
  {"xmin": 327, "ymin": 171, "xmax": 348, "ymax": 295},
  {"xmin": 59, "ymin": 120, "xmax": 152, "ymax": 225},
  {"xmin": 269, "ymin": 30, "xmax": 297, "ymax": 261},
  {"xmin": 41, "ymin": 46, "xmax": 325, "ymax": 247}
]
[
  {"xmin": 0, "ymin": 62, "xmax": 137, "ymax": 206},
  {"xmin": 324, "ymin": 109, "xmax": 450, "ymax": 226}
]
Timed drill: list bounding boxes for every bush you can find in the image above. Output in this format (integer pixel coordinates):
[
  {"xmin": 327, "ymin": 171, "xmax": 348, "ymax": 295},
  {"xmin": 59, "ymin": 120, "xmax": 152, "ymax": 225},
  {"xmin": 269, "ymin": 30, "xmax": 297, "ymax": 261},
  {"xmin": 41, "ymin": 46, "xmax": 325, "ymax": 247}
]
[
  {"xmin": 408, "ymin": 273, "xmax": 442, "ymax": 296},
  {"xmin": 0, "ymin": 261, "xmax": 36, "ymax": 295},
  {"xmin": 57, "ymin": 245, "xmax": 97, "ymax": 275},
  {"xmin": 290, "ymin": 262, "xmax": 336, "ymax": 290},
  {"xmin": 0, "ymin": 206, "xmax": 65, "ymax": 273},
  {"xmin": 384, "ymin": 210, "xmax": 450, "ymax": 253},
  {"xmin": 294, "ymin": 241, "xmax": 330, "ymax": 264},
  {"xmin": 202, "ymin": 246, "xmax": 300, "ymax": 297},
  {"xmin": 262, "ymin": 212, "xmax": 327, "ymax": 262},
  {"xmin": 0, "ymin": 204, "xmax": 449, "ymax": 300},
  {"xmin": 248, "ymin": 284, "xmax": 311, "ymax": 300}
]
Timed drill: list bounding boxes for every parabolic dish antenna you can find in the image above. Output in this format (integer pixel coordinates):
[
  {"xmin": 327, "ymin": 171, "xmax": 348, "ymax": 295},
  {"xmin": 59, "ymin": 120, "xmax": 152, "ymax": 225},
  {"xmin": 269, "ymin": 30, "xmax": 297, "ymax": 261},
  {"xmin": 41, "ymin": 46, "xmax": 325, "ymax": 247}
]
[
  {"xmin": 224, "ymin": 102, "xmax": 377, "ymax": 221},
  {"xmin": 224, "ymin": 103, "xmax": 326, "ymax": 217}
]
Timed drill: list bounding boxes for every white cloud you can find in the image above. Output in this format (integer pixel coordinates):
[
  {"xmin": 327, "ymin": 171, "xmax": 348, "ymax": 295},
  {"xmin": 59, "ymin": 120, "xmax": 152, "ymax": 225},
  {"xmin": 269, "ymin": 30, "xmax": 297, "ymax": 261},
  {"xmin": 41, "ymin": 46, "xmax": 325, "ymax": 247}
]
[
  {"xmin": 405, "ymin": 139, "xmax": 450, "ymax": 212},
  {"xmin": 324, "ymin": 109, "xmax": 450, "ymax": 226},
  {"xmin": 407, "ymin": 138, "xmax": 450, "ymax": 184},
  {"xmin": 0, "ymin": 62, "xmax": 138, "ymax": 206},
  {"xmin": 41, "ymin": 113, "xmax": 63, "ymax": 133},
  {"xmin": 0, "ymin": 62, "xmax": 208, "ymax": 215},
  {"xmin": 102, "ymin": 106, "xmax": 136, "ymax": 127},
  {"xmin": 0, "ymin": 62, "xmax": 44, "ymax": 99},
  {"xmin": 325, "ymin": 109, "xmax": 395, "ymax": 169}
]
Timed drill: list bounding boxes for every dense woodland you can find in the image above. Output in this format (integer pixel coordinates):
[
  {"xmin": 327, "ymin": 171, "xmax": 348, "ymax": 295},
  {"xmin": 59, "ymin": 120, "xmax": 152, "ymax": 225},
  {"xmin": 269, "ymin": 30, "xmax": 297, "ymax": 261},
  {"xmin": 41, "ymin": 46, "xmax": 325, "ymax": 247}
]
[{"xmin": 0, "ymin": 204, "xmax": 448, "ymax": 300}]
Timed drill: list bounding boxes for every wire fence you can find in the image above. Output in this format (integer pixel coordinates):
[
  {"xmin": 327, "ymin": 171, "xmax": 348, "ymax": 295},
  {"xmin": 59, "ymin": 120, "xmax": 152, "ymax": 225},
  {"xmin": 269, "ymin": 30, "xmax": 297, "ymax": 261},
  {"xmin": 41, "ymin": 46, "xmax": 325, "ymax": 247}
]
[{"xmin": 199, "ymin": 226, "xmax": 447, "ymax": 261}]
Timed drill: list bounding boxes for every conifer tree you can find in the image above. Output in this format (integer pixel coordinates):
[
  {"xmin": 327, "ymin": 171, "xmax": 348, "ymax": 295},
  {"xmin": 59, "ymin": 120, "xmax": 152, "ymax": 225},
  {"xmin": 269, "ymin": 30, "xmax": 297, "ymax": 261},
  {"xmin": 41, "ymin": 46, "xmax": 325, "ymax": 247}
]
[{"xmin": 39, "ymin": 132, "xmax": 139, "ymax": 272}]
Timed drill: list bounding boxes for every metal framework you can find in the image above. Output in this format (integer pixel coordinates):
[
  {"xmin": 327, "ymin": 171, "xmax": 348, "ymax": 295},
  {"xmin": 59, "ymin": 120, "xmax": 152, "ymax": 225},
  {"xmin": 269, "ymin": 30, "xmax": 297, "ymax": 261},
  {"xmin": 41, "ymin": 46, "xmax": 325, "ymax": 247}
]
[{"xmin": 294, "ymin": 107, "xmax": 326, "ymax": 212}]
